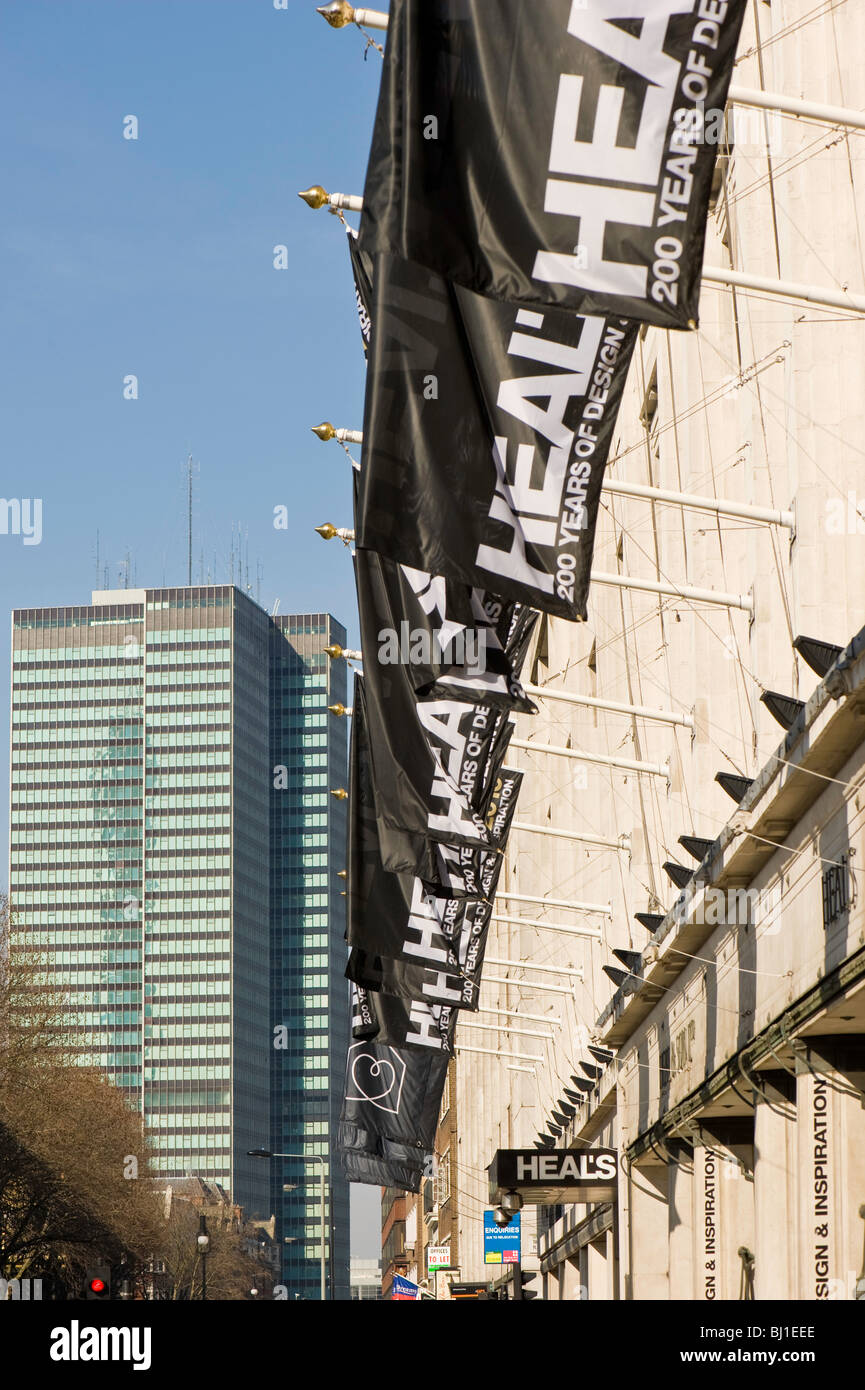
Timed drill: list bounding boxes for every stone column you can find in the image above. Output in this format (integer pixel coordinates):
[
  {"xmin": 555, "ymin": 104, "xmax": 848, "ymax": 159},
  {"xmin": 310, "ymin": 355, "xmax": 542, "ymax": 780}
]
[
  {"xmin": 796, "ymin": 1047, "xmax": 865, "ymax": 1299},
  {"xmin": 668, "ymin": 1152, "xmax": 694, "ymax": 1298},
  {"xmin": 626, "ymin": 1161, "xmax": 669, "ymax": 1299},
  {"xmin": 753, "ymin": 1076, "xmax": 796, "ymax": 1300}
]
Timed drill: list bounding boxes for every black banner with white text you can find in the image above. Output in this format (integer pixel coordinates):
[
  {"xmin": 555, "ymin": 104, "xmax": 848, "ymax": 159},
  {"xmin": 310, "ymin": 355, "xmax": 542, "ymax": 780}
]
[
  {"xmin": 358, "ymin": 252, "xmax": 637, "ymax": 618},
  {"xmin": 359, "ymin": 0, "xmax": 747, "ymax": 329}
]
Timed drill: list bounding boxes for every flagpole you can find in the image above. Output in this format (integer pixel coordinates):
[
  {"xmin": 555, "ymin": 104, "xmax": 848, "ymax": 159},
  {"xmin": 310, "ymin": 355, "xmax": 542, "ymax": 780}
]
[
  {"xmin": 512, "ymin": 822, "xmax": 630, "ymax": 852},
  {"xmin": 299, "ymin": 191, "xmax": 865, "ymax": 315},
  {"xmin": 478, "ymin": 1005, "xmax": 562, "ymax": 1027},
  {"xmin": 312, "ymin": 422, "xmax": 364, "ymax": 445},
  {"xmin": 460, "ymin": 1020, "xmax": 556, "ymax": 1041},
  {"xmin": 456, "ymin": 1043, "xmax": 544, "ymax": 1063},
  {"xmin": 523, "ymin": 684, "xmax": 693, "ymax": 730},
  {"xmin": 702, "ymin": 266, "xmax": 865, "ymax": 315},
  {"xmin": 484, "ymin": 975, "xmax": 576, "ymax": 997},
  {"xmin": 317, "ymin": 2, "xmax": 388, "ymax": 28},
  {"xmin": 726, "ymin": 85, "xmax": 865, "ymax": 134},
  {"xmin": 497, "ymin": 891, "xmax": 612, "ymax": 916},
  {"xmin": 490, "ymin": 912, "xmax": 603, "ymax": 941},
  {"xmin": 601, "ymin": 477, "xmax": 795, "ymax": 529},
  {"xmin": 485, "ymin": 957, "xmax": 584, "ymax": 979},
  {"xmin": 311, "ymin": 428, "xmax": 794, "ymax": 529},
  {"xmin": 510, "ymin": 737, "xmax": 670, "ymax": 782},
  {"xmin": 314, "ymin": 528, "xmax": 753, "ymax": 609},
  {"xmin": 590, "ymin": 570, "xmax": 752, "ymax": 612}
]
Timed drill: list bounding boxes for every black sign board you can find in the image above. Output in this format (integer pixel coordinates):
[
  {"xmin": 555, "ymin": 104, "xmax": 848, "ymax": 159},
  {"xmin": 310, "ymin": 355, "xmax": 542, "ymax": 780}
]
[
  {"xmin": 489, "ymin": 1147, "xmax": 618, "ymax": 1205},
  {"xmin": 822, "ymin": 854, "xmax": 849, "ymax": 930}
]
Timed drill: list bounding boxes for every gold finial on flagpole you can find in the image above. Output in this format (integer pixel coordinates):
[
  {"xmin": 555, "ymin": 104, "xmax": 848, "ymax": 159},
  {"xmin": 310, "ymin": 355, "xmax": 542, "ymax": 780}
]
[
  {"xmin": 311, "ymin": 422, "xmax": 336, "ymax": 441},
  {"xmin": 317, "ymin": 2, "xmax": 355, "ymax": 28},
  {"xmin": 298, "ymin": 185, "xmax": 329, "ymax": 210}
]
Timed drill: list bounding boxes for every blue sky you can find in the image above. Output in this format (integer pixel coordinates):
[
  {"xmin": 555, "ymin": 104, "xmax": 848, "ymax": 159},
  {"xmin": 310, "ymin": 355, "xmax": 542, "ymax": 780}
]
[{"xmin": 1, "ymin": 0, "xmax": 384, "ymax": 1258}]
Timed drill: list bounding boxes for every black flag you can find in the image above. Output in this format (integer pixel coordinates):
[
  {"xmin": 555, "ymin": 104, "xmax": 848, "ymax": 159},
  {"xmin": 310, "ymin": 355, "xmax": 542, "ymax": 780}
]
[
  {"xmin": 347, "ymin": 226, "xmax": 373, "ymax": 357},
  {"xmin": 360, "ymin": 0, "xmax": 747, "ymax": 329},
  {"xmin": 347, "ymin": 672, "xmax": 520, "ymax": 1000},
  {"xmin": 505, "ymin": 605, "xmax": 539, "ymax": 684},
  {"xmin": 339, "ymin": 1145, "xmax": 426, "ymax": 1193},
  {"xmin": 336, "ymin": 988, "xmax": 451, "ymax": 1188},
  {"xmin": 356, "ymin": 551, "xmax": 521, "ymax": 868},
  {"xmin": 352, "ymin": 983, "xmax": 457, "ymax": 1056},
  {"xmin": 369, "ymin": 550, "xmax": 536, "ymax": 714},
  {"xmin": 357, "ymin": 252, "xmax": 637, "ymax": 619},
  {"xmin": 348, "ymin": 671, "xmax": 492, "ymax": 893},
  {"xmin": 338, "ymin": 1030, "xmax": 450, "ymax": 1162},
  {"xmin": 347, "ymin": 769, "xmax": 523, "ymax": 1009}
]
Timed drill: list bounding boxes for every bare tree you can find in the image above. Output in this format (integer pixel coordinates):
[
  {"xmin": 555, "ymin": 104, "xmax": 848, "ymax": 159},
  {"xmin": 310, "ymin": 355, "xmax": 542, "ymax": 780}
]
[{"xmin": 0, "ymin": 894, "xmax": 161, "ymax": 1289}]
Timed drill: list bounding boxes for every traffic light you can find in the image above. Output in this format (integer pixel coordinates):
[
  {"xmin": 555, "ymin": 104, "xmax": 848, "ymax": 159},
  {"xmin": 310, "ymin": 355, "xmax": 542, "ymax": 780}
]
[
  {"xmin": 512, "ymin": 1262, "xmax": 539, "ymax": 1300},
  {"xmin": 85, "ymin": 1266, "xmax": 111, "ymax": 1300}
]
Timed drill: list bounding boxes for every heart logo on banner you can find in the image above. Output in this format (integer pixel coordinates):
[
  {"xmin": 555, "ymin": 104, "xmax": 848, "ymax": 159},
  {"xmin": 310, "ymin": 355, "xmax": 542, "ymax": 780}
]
[
  {"xmin": 346, "ymin": 1044, "xmax": 406, "ymax": 1114},
  {"xmin": 351, "ymin": 1053, "xmax": 396, "ymax": 1103}
]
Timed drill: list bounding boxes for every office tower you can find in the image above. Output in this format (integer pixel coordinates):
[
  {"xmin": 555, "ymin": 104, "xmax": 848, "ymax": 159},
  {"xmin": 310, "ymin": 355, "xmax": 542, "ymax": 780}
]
[
  {"xmin": 269, "ymin": 614, "xmax": 350, "ymax": 1302},
  {"xmin": 8, "ymin": 587, "xmax": 349, "ymax": 1296}
]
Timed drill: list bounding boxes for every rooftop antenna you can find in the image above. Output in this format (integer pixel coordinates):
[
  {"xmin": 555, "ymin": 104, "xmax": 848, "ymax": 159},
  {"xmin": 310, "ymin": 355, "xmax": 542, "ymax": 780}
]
[{"xmin": 186, "ymin": 454, "xmax": 199, "ymax": 587}]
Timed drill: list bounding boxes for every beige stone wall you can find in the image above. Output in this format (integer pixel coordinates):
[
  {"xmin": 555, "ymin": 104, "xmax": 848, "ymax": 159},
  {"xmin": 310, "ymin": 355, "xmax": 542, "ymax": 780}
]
[{"xmin": 456, "ymin": 0, "xmax": 865, "ymax": 1293}]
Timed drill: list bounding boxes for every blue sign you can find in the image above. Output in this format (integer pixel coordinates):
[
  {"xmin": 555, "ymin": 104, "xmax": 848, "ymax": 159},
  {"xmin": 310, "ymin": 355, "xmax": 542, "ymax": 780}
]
[
  {"xmin": 483, "ymin": 1209, "xmax": 521, "ymax": 1265},
  {"xmin": 392, "ymin": 1273, "xmax": 419, "ymax": 1300}
]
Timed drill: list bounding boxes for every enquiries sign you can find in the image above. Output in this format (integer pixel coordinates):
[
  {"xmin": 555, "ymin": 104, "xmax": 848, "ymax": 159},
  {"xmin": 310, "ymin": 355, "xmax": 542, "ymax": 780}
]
[
  {"xmin": 484, "ymin": 1210, "xmax": 521, "ymax": 1265},
  {"xmin": 489, "ymin": 1148, "xmax": 618, "ymax": 1205}
]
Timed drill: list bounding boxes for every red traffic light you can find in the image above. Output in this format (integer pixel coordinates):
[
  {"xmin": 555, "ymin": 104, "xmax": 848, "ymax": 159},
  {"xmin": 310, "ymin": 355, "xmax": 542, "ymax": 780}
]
[{"xmin": 85, "ymin": 1267, "xmax": 112, "ymax": 1299}]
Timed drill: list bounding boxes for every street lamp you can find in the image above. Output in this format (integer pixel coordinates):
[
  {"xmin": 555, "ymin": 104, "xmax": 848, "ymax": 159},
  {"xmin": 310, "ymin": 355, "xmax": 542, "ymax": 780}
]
[
  {"xmin": 248, "ymin": 1148, "xmax": 327, "ymax": 1300},
  {"xmin": 197, "ymin": 1213, "xmax": 210, "ymax": 1301}
]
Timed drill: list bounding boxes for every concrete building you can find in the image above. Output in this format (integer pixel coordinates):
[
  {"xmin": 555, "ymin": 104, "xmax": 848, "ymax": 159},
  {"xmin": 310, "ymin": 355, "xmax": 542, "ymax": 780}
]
[
  {"xmin": 380, "ymin": 1187, "xmax": 409, "ymax": 1299},
  {"xmin": 8, "ymin": 585, "xmax": 349, "ymax": 1299},
  {"xmin": 350, "ymin": 1257, "xmax": 382, "ymax": 1300},
  {"xmin": 453, "ymin": 0, "xmax": 865, "ymax": 1300},
  {"xmin": 269, "ymin": 613, "xmax": 350, "ymax": 1301},
  {"xmin": 408, "ymin": 1057, "xmax": 459, "ymax": 1299}
]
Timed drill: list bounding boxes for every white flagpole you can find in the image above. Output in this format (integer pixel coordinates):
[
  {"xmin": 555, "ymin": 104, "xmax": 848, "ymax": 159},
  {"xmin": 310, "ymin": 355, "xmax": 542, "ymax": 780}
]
[
  {"xmin": 478, "ymin": 1004, "xmax": 562, "ymax": 1026},
  {"xmin": 460, "ymin": 1020, "xmax": 556, "ymax": 1041},
  {"xmin": 317, "ymin": 2, "xmax": 389, "ymax": 28},
  {"xmin": 523, "ymin": 684, "xmax": 693, "ymax": 730},
  {"xmin": 311, "ymin": 425, "xmax": 794, "ymax": 530},
  {"xmin": 510, "ymin": 737, "xmax": 670, "ymax": 782},
  {"xmin": 484, "ymin": 974, "xmax": 576, "ymax": 997},
  {"xmin": 484, "ymin": 957, "xmax": 581, "ymax": 978},
  {"xmin": 456, "ymin": 1043, "xmax": 543, "ymax": 1063},
  {"xmin": 314, "ymin": 527, "xmax": 752, "ymax": 609},
  {"xmin": 497, "ymin": 891, "xmax": 612, "ymax": 917},
  {"xmin": 299, "ymin": 190, "xmax": 865, "ymax": 315},
  {"xmin": 490, "ymin": 912, "xmax": 603, "ymax": 941},
  {"xmin": 512, "ymin": 823, "xmax": 630, "ymax": 852}
]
